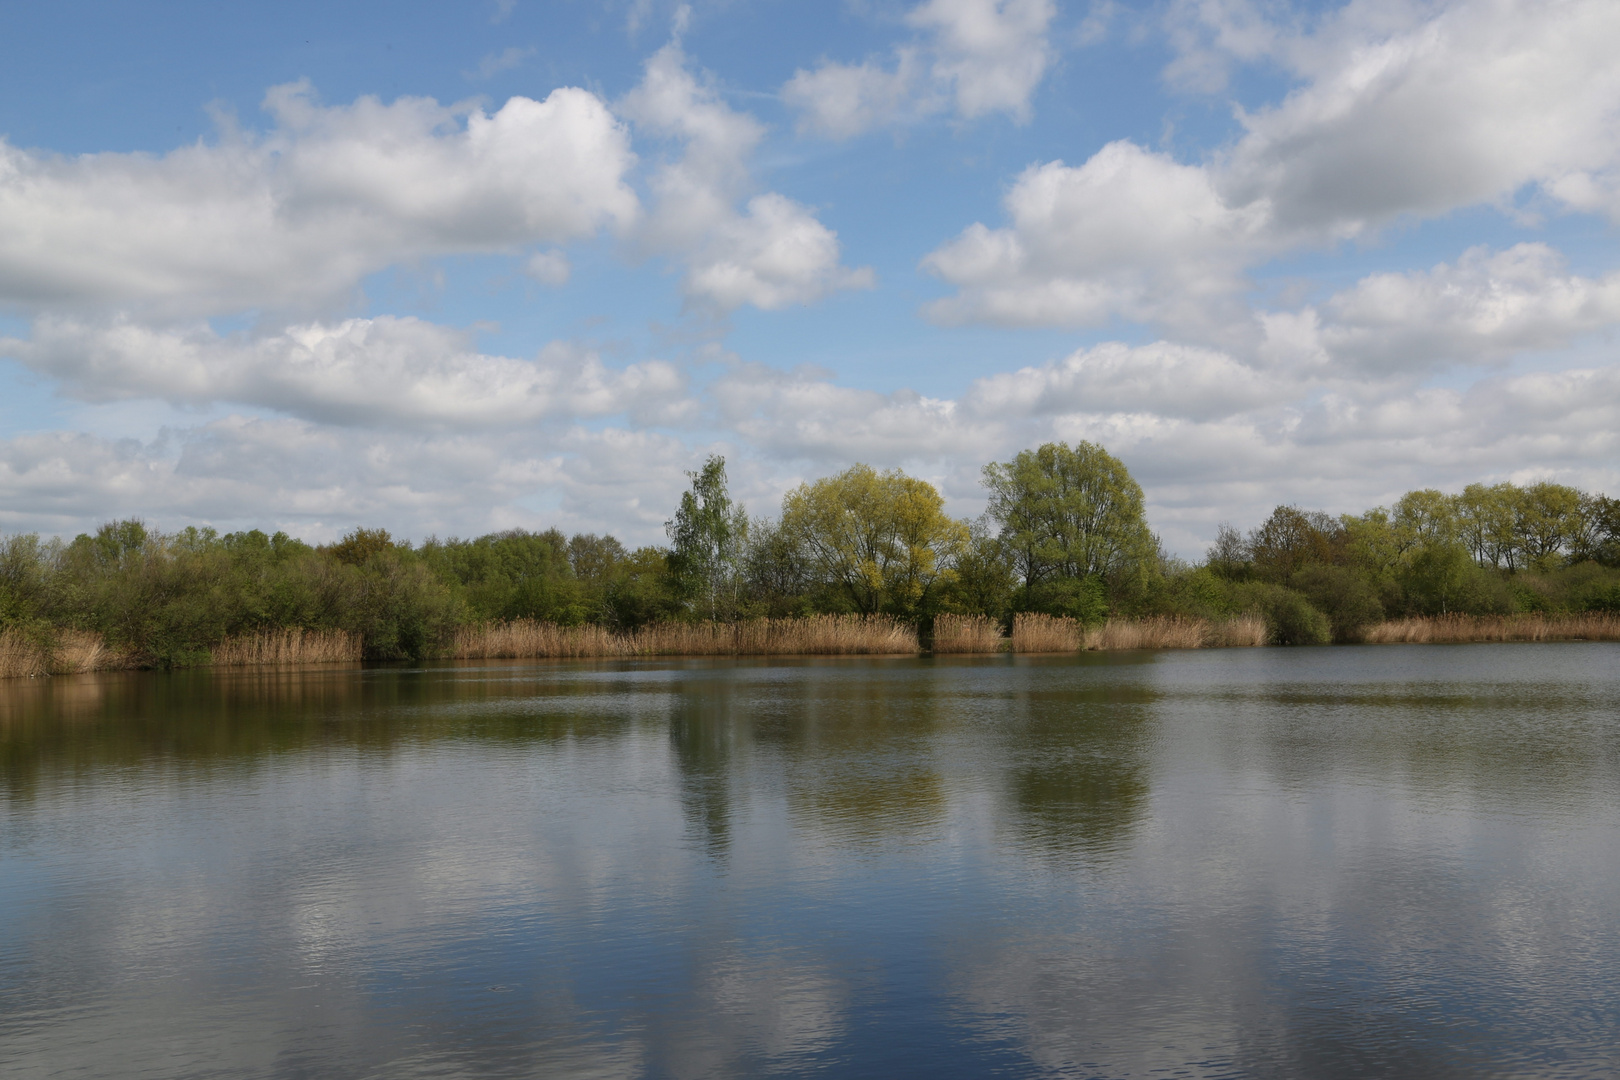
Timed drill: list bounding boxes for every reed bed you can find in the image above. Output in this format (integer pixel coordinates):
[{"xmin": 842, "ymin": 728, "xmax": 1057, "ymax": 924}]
[
  {"xmin": 1364, "ymin": 613, "xmax": 1620, "ymax": 644},
  {"xmin": 1011, "ymin": 613, "xmax": 1269, "ymax": 653},
  {"xmin": 210, "ymin": 628, "xmax": 362, "ymax": 666},
  {"xmin": 0, "ymin": 627, "xmax": 47, "ymax": 678},
  {"xmin": 1086, "ymin": 616, "xmax": 1207, "ymax": 651},
  {"xmin": 1205, "ymin": 614, "xmax": 1270, "ymax": 648},
  {"xmin": 931, "ymin": 614, "xmax": 1008, "ymax": 654},
  {"xmin": 1012, "ymin": 613, "xmax": 1084, "ymax": 653},
  {"xmin": 451, "ymin": 615, "xmax": 919, "ymax": 659},
  {"xmin": 53, "ymin": 629, "xmax": 114, "ymax": 673}
]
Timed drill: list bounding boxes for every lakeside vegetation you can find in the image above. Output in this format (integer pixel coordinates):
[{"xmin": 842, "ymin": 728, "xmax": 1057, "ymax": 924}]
[{"xmin": 3, "ymin": 440, "xmax": 1619, "ymax": 676}]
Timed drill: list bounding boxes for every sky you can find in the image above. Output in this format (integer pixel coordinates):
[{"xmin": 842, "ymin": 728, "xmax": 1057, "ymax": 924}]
[{"xmin": 1, "ymin": 0, "xmax": 1617, "ymax": 556}]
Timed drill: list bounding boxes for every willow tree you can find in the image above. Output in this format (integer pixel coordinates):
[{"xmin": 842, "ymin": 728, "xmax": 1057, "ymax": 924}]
[
  {"xmin": 981, "ymin": 441, "xmax": 1157, "ymax": 615},
  {"xmin": 780, "ymin": 464, "xmax": 968, "ymax": 616}
]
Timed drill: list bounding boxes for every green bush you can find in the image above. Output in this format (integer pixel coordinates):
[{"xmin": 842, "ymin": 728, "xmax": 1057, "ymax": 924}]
[
  {"xmin": 1290, "ymin": 564, "xmax": 1383, "ymax": 642},
  {"xmin": 1231, "ymin": 582, "xmax": 1332, "ymax": 646}
]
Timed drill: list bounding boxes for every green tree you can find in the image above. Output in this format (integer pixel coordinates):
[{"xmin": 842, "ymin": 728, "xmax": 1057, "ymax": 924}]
[
  {"xmin": 666, "ymin": 455, "xmax": 749, "ymax": 620},
  {"xmin": 1245, "ymin": 505, "xmax": 1339, "ymax": 584},
  {"xmin": 1455, "ymin": 483, "xmax": 1520, "ymax": 569},
  {"xmin": 981, "ymin": 441, "xmax": 1157, "ymax": 615},
  {"xmin": 1514, "ymin": 481, "xmax": 1583, "ymax": 570},
  {"xmin": 781, "ymin": 463, "xmax": 968, "ymax": 616}
]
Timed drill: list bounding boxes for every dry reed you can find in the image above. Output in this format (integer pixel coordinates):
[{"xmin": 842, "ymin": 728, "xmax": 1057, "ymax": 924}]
[
  {"xmin": 1011, "ymin": 613, "xmax": 1269, "ymax": 653},
  {"xmin": 211, "ymin": 628, "xmax": 362, "ymax": 666},
  {"xmin": 0, "ymin": 627, "xmax": 48, "ymax": 678},
  {"xmin": 1011, "ymin": 613, "xmax": 1084, "ymax": 653},
  {"xmin": 1205, "ymin": 613, "xmax": 1269, "ymax": 648},
  {"xmin": 931, "ymin": 614, "xmax": 1007, "ymax": 654},
  {"xmin": 451, "ymin": 615, "xmax": 920, "ymax": 659},
  {"xmin": 1363, "ymin": 613, "xmax": 1620, "ymax": 644},
  {"xmin": 52, "ymin": 629, "xmax": 114, "ymax": 673}
]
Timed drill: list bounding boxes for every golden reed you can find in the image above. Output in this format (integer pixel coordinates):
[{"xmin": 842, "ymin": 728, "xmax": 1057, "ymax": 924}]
[
  {"xmin": 0, "ymin": 627, "xmax": 117, "ymax": 678},
  {"xmin": 931, "ymin": 614, "xmax": 1007, "ymax": 653},
  {"xmin": 1363, "ymin": 613, "xmax": 1620, "ymax": 644},
  {"xmin": 210, "ymin": 628, "xmax": 362, "ymax": 666},
  {"xmin": 0, "ymin": 627, "xmax": 46, "ymax": 678},
  {"xmin": 1011, "ymin": 612, "xmax": 1268, "ymax": 652},
  {"xmin": 451, "ymin": 615, "xmax": 920, "ymax": 659},
  {"xmin": 1011, "ymin": 613, "xmax": 1084, "ymax": 653}
]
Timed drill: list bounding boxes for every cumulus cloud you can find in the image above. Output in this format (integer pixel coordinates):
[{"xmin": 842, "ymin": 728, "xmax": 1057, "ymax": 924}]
[
  {"xmin": 922, "ymin": 142, "xmax": 1270, "ymax": 333},
  {"xmin": 0, "ymin": 315, "xmax": 692, "ymax": 430},
  {"xmin": 926, "ymin": 0, "xmax": 1620, "ymax": 332},
  {"xmin": 783, "ymin": 0, "xmax": 1056, "ymax": 137},
  {"xmin": 620, "ymin": 41, "xmax": 872, "ymax": 310},
  {"xmin": 0, "ymin": 82, "xmax": 638, "ymax": 317},
  {"xmin": 1213, "ymin": 0, "xmax": 1620, "ymax": 233},
  {"xmin": 968, "ymin": 341, "xmax": 1295, "ymax": 420},
  {"xmin": 1280, "ymin": 243, "xmax": 1620, "ymax": 375}
]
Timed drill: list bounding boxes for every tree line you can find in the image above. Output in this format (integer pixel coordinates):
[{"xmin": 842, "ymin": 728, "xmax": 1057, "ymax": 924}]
[{"xmin": 2, "ymin": 442, "xmax": 1617, "ymax": 664}]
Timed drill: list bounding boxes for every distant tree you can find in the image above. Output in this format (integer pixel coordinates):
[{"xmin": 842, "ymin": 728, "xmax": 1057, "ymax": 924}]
[
  {"xmin": 667, "ymin": 455, "xmax": 749, "ymax": 620},
  {"xmin": 941, "ymin": 516, "xmax": 1017, "ymax": 619},
  {"xmin": 1205, "ymin": 523, "xmax": 1250, "ymax": 580},
  {"xmin": 327, "ymin": 528, "xmax": 396, "ymax": 567},
  {"xmin": 1514, "ymin": 481, "xmax": 1584, "ymax": 570},
  {"xmin": 1455, "ymin": 483, "xmax": 1520, "ymax": 570},
  {"xmin": 1245, "ymin": 506, "xmax": 1338, "ymax": 583},
  {"xmin": 981, "ymin": 441, "xmax": 1157, "ymax": 615},
  {"xmin": 1392, "ymin": 489, "xmax": 1458, "ymax": 551},
  {"xmin": 1578, "ymin": 494, "xmax": 1620, "ymax": 567},
  {"xmin": 740, "ymin": 518, "xmax": 813, "ymax": 618},
  {"xmin": 566, "ymin": 533, "xmax": 627, "ymax": 583},
  {"xmin": 781, "ymin": 463, "xmax": 967, "ymax": 616}
]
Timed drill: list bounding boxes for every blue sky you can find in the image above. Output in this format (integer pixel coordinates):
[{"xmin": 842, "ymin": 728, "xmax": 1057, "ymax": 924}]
[{"xmin": 1, "ymin": 0, "xmax": 1617, "ymax": 555}]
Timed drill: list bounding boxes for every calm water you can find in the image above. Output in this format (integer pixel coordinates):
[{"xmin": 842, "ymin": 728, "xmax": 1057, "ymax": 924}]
[{"xmin": 2, "ymin": 645, "xmax": 1618, "ymax": 1079}]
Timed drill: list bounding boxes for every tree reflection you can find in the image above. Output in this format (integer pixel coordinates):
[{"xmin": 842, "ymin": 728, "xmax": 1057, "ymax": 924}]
[
  {"xmin": 1003, "ymin": 682, "xmax": 1157, "ymax": 860},
  {"xmin": 667, "ymin": 670, "xmax": 745, "ymax": 856}
]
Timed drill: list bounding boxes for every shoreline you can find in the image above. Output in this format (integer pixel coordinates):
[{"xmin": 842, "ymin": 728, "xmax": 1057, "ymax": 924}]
[{"xmin": 4, "ymin": 612, "xmax": 1618, "ymax": 679}]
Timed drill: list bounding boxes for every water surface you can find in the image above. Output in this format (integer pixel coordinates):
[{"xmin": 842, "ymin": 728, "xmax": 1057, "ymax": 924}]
[{"xmin": 2, "ymin": 645, "xmax": 1618, "ymax": 1078}]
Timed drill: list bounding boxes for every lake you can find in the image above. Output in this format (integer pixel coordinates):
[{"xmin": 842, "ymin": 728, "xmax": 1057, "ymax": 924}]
[{"xmin": 2, "ymin": 645, "xmax": 1618, "ymax": 1078}]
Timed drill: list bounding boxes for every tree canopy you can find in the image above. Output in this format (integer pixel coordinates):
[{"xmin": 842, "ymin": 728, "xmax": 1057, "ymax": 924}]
[
  {"xmin": 981, "ymin": 441, "xmax": 1157, "ymax": 615},
  {"xmin": 780, "ymin": 463, "xmax": 967, "ymax": 616}
]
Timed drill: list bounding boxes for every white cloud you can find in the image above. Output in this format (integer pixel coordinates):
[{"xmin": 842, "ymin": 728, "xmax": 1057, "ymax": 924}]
[
  {"xmin": 686, "ymin": 194, "xmax": 876, "ymax": 311},
  {"xmin": 780, "ymin": 53, "xmax": 922, "ymax": 140},
  {"xmin": 0, "ymin": 82, "xmax": 638, "ymax": 317},
  {"xmin": 927, "ymin": 0, "xmax": 1620, "ymax": 333},
  {"xmin": 922, "ymin": 142, "xmax": 1270, "ymax": 333},
  {"xmin": 619, "ymin": 42, "xmax": 872, "ymax": 311},
  {"xmin": 911, "ymin": 0, "xmax": 1057, "ymax": 120},
  {"xmin": 0, "ymin": 315, "xmax": 691, "ymax": 431},
  {"xmin": 0, "ymin": 416, "xmax": 715, "ymax": 543},
  {"xmin": 2, "ymin": 326, "xmax": 1617, "ymax": 554},
  {"xmin": 524, "ymin": 249, "xmax": 572, "ymax": 286},
  {"xmin": 1300, "ymin": 243, "xmax": 1620, "ymax": 374},
  {"xmin": 783, "ymin": 0, "xmax": 1055, "ymax": 137},
  {"xmin": 968, "ymin": 340, "xmax": 1295, "ymax": 420},
  {"xmin": 1214, "ymin": 0, "xmax": 1620, "ymax": 233}
]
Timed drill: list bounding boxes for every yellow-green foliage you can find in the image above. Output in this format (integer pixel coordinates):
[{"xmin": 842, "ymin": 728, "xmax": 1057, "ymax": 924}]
[{"xmin": 781, "ymin": 463, "xmax": 968, "ymax": 617}]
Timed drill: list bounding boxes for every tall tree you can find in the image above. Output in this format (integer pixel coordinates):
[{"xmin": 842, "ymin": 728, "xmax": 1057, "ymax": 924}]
[
  {"xmin": 666, "ymin": 455, "xmax": 748, "ymax": 620},
  {"xmin": 981, "ymin": 441, "xmax": 1157, "ymax": 611}
]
